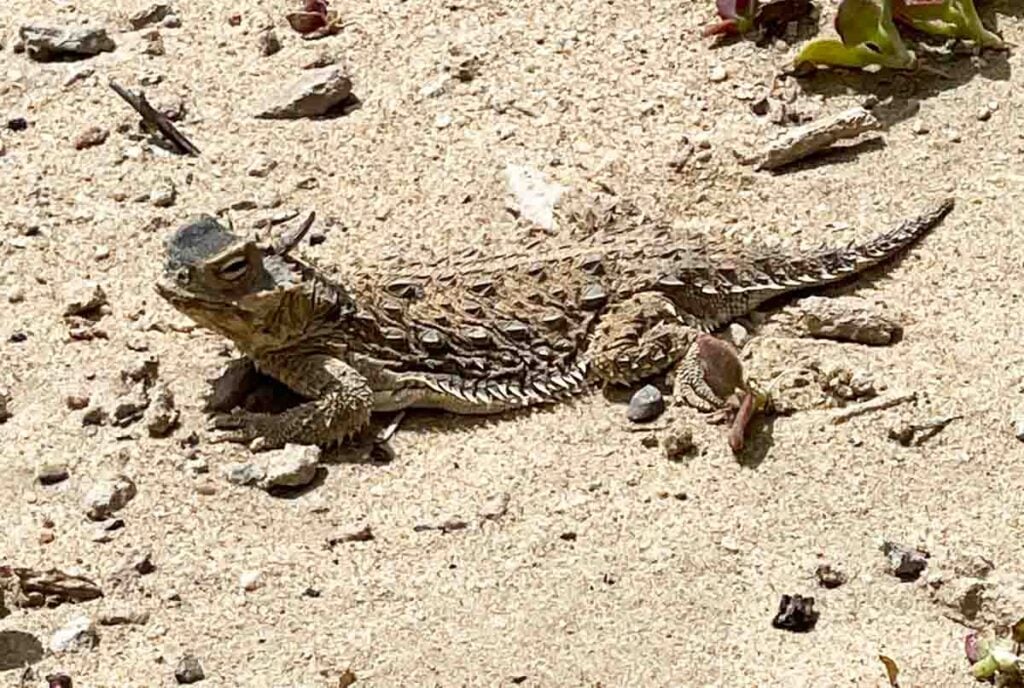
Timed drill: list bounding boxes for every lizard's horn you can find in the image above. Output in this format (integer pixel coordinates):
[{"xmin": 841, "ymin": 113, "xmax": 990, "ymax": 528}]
[{"xmin": 267, "ymin": 211, "xmax": 316, "ymax": 256}]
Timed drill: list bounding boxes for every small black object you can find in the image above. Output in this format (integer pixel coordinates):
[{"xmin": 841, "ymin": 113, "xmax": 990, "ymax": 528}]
[
  {"xmin": 7, "ymin": 117, "xmax": 28, "ymax": 131},
  {"xmin": 47, "ymin": 674, "xmax": 73, "ymax": 688},
  {"xmin": 9, "ymin": 332, "xmax": 28, "ymax": 343},
  {"xmin": 771, "ymin": 594, "xmax": 818, "ymax": 632}
]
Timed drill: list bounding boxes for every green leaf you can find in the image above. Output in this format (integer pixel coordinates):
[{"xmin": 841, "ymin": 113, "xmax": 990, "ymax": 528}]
[
  {"xmin": 893, "ymin": 0, "xmax": 1004, "ymax": 47},
  {"xmin": 795, "ymin": 0, "xmax": 916, "ymax": 70}
]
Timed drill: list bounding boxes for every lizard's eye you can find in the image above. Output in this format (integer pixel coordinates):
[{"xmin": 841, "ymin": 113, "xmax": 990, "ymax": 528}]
[
  {"xmin": 218, "ymin": 257, "xmax": 249, "ymax": 281},
  {"xmin": 175, "ymin": 266, "xmax": 192, "ymax": 285}
]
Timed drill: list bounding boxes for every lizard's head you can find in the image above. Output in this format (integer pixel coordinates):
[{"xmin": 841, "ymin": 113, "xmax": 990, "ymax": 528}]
[{"xmin": 155, "ymin": 214, "xmax": 317, "ymax": 347}]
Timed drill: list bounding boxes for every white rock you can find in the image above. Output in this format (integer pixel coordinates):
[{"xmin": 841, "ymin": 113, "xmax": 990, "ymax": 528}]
[
  {"xmin": 82, "ymin": 474, "xmax": 137, "ymax": 521},
  {"xmin": 50, "ymin": 615, "xmax": 98, "ymax": 653},
  {"xmin": 239, "ymin": 570, "xmax": 262, "ymax": 591},
  {"xmin": 504, "ymin": 164, "xmax": 567, "ymax": 231},
  {"xmin": 260, "ymin": 444, "xmax": 320, "ymax": 489},
  {"xmin": 254, "ymin": 67, "xmax": 352, "ymax": 119}
]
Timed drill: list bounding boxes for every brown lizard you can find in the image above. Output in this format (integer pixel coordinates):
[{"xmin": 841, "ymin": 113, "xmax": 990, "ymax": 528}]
[{"xmin": 155, "ymin": 196, "xmax": 954, "ymax": 449}]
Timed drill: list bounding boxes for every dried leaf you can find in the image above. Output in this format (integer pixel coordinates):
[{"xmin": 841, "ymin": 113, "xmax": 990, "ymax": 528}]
[{"xmin": 879, "ymin": 655, "xmax": 900, "ymax": 687}]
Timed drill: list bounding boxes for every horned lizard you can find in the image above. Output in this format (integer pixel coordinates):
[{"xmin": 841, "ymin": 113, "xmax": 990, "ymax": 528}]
[{"xmin": 155, "ymin": 195, "xmax": 954, "ymax": 449}]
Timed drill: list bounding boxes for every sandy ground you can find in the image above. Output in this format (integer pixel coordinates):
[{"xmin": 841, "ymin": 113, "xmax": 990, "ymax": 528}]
[{"xmin": 2, "ymin": 1, "xmax": 1024, "ymax": 686}]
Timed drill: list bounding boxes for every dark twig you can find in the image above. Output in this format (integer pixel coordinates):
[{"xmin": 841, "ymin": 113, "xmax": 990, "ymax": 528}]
[{"xmin": 109, "ymin": 80, "xmax": 200, "ymax": 156}]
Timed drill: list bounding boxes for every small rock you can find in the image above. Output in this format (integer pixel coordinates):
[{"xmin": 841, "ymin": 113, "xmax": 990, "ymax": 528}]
[
  {"xmin": 1014, "ymin": 417, "xmax": 1024, "ymax": 443},
  {"xmin": 121, "ymin": 550, "xmax": 156, "ymax": 576},
  {"xmin": 7, "ymin": 117, "xmax": 29, "ymax": 132},
  {"xmin": 144, "ymin": 383, "xmax": 179, "ymax": 437},
  {"xmin": 74, "ymin": 126, "xmax": 109, "ymax": 150},
  {"xmin": 911, "ymin": 119, "xmax": 930, "ymax": 135},
  {"xmin": 255, "ymin": 67, "xmax": 352, "ymax": 119},
  {"xmin": 947, "ymin": 129, "xmax": 962, "ymax": 144},
  {"xmin": 261, "ymin": 444, "xmax": 320, "ymax": 489},
  {"xmin": 727, "ymin": 322, "xmax": 749, "ymax": 348},
  {"xmin": 771, "ymin": 594, "xmax": 818, "ymax": 632},
  {"xmin": 662, "ymin": 423, "xmax": 695, "ymax": 461},
  {"xmin": 149, "ymin": 180, "xmax": 177, "ymax": 208},
  {"xmin": 175, "ymin": 654, "xmax": 205, "ymax": 684},
  {"xmin": 7, "ymin": 288, "xmax": 25, "ymax": 303},
  {"xmin": 82, "ymin": 474, "xmax": 137, "ymax": 521},
  {"xmin": 112, "ymin": 384, "xmax": 150, "ymax": 426},
  {"xmin": 61, "ymin": 280, "xmax": 107, "ymax": 317},
  {"xmin": 46, "ymin": 674, "xmax": 73, "ymax": 688},
  {"xmin": 627, "ymin": 385, "xmax": 664, "ymax": 423},
  {"xmin": 257, "ymin": 28, "xmax": 281, "ymax": 57},
  {"xmin": 434, "ymin": 113, "xmax": 453, "ymax": 129},
  {"xmin": 504, "ymin": 164, "xmax": 567, "ymax": 231},
  {"xmin": 39, "ymin": 530, "xmax": 55, "ymax": 544},
  {"xmin": 162, "ymin": 13, "xmax": 182, "ymax": 28},
  {"xmin": 20, "ymin": 24, "xmax": 115, "ymax": 61},
  {"xmin": 98, "ymin": 608, "xmax": 150, "ymax": 625},
  {"xmin": 708, "ymin": 66, "xmax": 728, "ymax": 83},
  {"xmin": 479, "ymin": 492, "xmax": 511, "ymax": 521},
  {"xmin": 239, "ymin": 570, "xmax": 261, "ymax": 591},
  {"xmin": 815, "ymin": 564, "xmax": 847, "ymax": 589},
  {"xmin": 791, "ymin": 296, "xmax": 902, "ymax": 345},
  {"xmin": 882, "ymin": 541, "xmax": 929, "ymax": 581},
  {"xmin": 81, "ymin": 404, "xmax": 109, "ymax": 426},
  {"xmin": 140, "ymin": 29, "xmax": 165, "ymax": 56},
  {"xmin": 246, "ymin": 156, "xmax": 277, "ymax": 178},
  {"xmin": 129, "ymin": 3, "xmax": 174, "ymax": 30},
  {"xmin": 50, "ymin": 616, "xmax": 98, "ymax": 653},
  {"xmin": 223, "ymin": 462, "xmax": 265, "ymax": 486},
  {"xmin": 37, "ymin": 461, "xmax": 70, "ymax": 485},
  {"xmin": 976, "ymin": 106, "xmax": 992, "ymax": 122}
]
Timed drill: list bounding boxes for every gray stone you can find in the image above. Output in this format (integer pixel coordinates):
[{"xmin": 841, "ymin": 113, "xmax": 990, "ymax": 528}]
[
  {"xmin": 49, "ymin": 615, "xmax": 98, "ymax": 653},
  {"xmin": 175, "ymin": 654, "xmax": 205, "ymax": 684},
  {"xmin": 1014, "ymin": 417, "xmax": 1024, "ymax": 443},
  {"xmin": 504, "ymin": 164, "xmax": 567, "ymax": 231},
  {"xmin": 20, "ymin": 24, "xmax": 115, "ymax": 61},
  {"xmin": 129, "ymin": 3, "xmax": 174, "ymax": 30},
  {"xmin": 257, "ymin": 28, "xmax": 281, "ymax": 57},
  {"xmin": 82, "ymin": 474, "xmax": 137, "ymax": 521},
  {"xmin": 98, "ymin": 607, "xmax": 150, "ymax": 625},
  {"xmin": 260, "ymin": 444, "xmax": 320, "ymax": 489},
  {"xmin": 223, "ymin": 462, "xmax": 265, "ymax": 486},
  {"xmin": 255, "ymin": 68, "xmax": 352, "ymax": 119},
  {"xmin": 627, "ymin": 385, "xmax": 665, "ymax": 423},
  {"xmin": 144, "ymin": 383, "xmax": 179, "ymax": 437},
  {"xmin": 791, "ymin": 296, "xmax": 903, "ymax": 346}
]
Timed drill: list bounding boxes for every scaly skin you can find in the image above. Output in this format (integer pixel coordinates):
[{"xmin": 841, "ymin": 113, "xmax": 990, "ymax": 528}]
[{"xmin": 155, "ymin": 196, "xmax": 954, "ymax": 449}]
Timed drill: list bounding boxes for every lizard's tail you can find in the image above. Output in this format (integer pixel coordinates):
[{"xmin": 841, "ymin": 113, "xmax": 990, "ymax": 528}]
[{"xmin": 740, "ymin": 197, "xmax": 954, "ymax": 297}]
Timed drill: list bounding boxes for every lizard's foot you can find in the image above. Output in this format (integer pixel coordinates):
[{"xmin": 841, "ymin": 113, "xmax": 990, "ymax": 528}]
[
  {"xmin": 208, "ymin": 409, "xmax": 288, "ymax": 450},
  {"xmin": 673, "ymin": 334, "xmax": 745, "ymax": 413},
  {"xmin": 588, "ymin": 292, "xmax": 696, "ymax": 385}
]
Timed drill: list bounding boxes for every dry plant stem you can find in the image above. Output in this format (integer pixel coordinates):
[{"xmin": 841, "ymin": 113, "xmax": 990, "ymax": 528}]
[
  {"xmin": 828, "ymin": 390, "xmax": 917, "ymax": 425},
  {"xmin": 756, "ymin": 106, "xmax": 881, "ymax": 171},
  {"xmin": 109, "ymin": 80, "xmax": 201, "ymax": 156}
]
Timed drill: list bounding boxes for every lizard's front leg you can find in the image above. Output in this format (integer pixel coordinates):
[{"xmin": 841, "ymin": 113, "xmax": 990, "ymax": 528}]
[
  {"xmin": 209, "ymin": 353, "xmax": 374, "ymax": 450},
  {"xmin": 586, "ymin": 292, "xmax": 745, "ymax": 411}
]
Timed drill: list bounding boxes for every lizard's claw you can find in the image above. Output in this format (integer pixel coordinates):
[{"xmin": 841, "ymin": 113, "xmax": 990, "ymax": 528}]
[{"xmin": 207, "ymin": 410, "xmax": 272, "ymax": 446}]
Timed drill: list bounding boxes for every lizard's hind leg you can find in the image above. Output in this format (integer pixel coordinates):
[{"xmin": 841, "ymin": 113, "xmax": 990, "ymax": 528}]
[
  {"xmin": 586, "ymin": 292, "xmax": 698, "ymax": 386},
  {"xmin": 585, "ymin": 291, "xmax": 746, "ymax": 412}
]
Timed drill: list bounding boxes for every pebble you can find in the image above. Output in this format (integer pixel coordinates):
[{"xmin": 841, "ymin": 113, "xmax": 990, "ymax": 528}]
[
  {"xmin": 434, "ymin": 113, "xmax": 453, "ymax": 129},
  {"xmin": 976, "ymin": 106, "xmax": 992, "ymax": 122},
  {"xmin": 144, "ymin": 383, "xmax": 179, "ymax": 437},
  {"xmin": 223, "ymin": 462, "xmax": 266, "ymax": 486},
  {"xmin": 61, "ymin": 279, "xmax": 107, "ymax": 317},
  {"xmin": 504, "ymin": 163, "xmax": 567, "ymax": 231},
  {"xmin": 328, "ymin": 524, "xmax": 375, "ymax": 545},
  {"xmin": 911, "ymin": 119, "xmax": 930, "ymax": 135},
  {"xmin": 627, "ymin": 385, "xmax": 665, "ymax": 423},
  {"xmin": 947, "ymin": 129, "xmax": 962, "ymax": 144},
  {"xmin": 1013, "ymin": 417, "xmax": 1024, "ymax": 442},
  {"xmin": 257, "ymin": 28, "xmax": 281, "ymax": 57},
  {"xmin": 708, "ymin": 66, "xmax": 728, "ymax": 83},
  {"xmin": 74, "ymin": 126, "xmax": 109, "ymax": 150},
  {"xmin": 7, "ymin": 117, "xmax": 28, "ymax": 132},
  {"xmin": 141, "ymin": 29, "xmax": 165, "ymax": 56},
  {"xmin": 246, "ymin": 156, "xmax": 277, "ymax": 178},
  {"xmin": 129, "ymin": 3, "xmax": 174, "ymax": 30},
  {"xmin": 50, "ymin": 616, "xmax": 98, "ymax": 653},
  {"xmin": 255, "ymin": 67, "xmax": 352, "ymax": 119},
  {"xmin": 239, "ymin": 570, "xmax": 262, "ymax": 591},
  {"xmin": 175, "ymin": 654, "xmax": 205, "ymax": 684},
  {"xmin": 815, "ymin": 564, "xmax": 847, "ymax": 589},
  {"xmin": 98, "ymin": 608, "xmax": 150, "ymax": 625},
  {"xmin": 882, "ymin": 541, "xmax": 929, "ymax": 581},
  {"xmin": 20, "ymin": 24, "xmax": 115, "ymax": 61},
  {"xmin": 149, "ymin": 180, "xmax": 177, "ymax": 208},
  {"xmin": 37, "ymin": 461, "xmax": 70, "ymax": 485},
  {"xmin": 0, "ymin": 387, "xmax": 10, "ymax": 423},
  {"xmin": 727, "ymin": 322, "xmax": 749, "ymax": 348},
  {"xmin": 261, "ymin": 444, "xmax": 320, "ymax": 489},
  {"xmin": 93, "ymin": 245, "xmax": 111, "ymax": 260},
  {"xmin": 82, "ymin": 474, "xmax": 137, "ymax": 521},
  {"xmin": 478, "ymin": 492, "xmax": 511, "ymax": 521}
]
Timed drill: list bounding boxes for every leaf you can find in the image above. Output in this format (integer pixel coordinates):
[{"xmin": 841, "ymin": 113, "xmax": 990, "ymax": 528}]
[
  {"xmin": 795, "ymin": 0, "xmax": 916, "ymax": 70},
  {"xmin": 879, "ymin": 655, "xmax": 900, "ymax": 687},
  {"xmin": 893, "ymin": 0, "xmax": 1004, "ymax": 47},
  {"xmin": 836, "ymin": 0, "xmax": 884, "ymax": 46}
]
